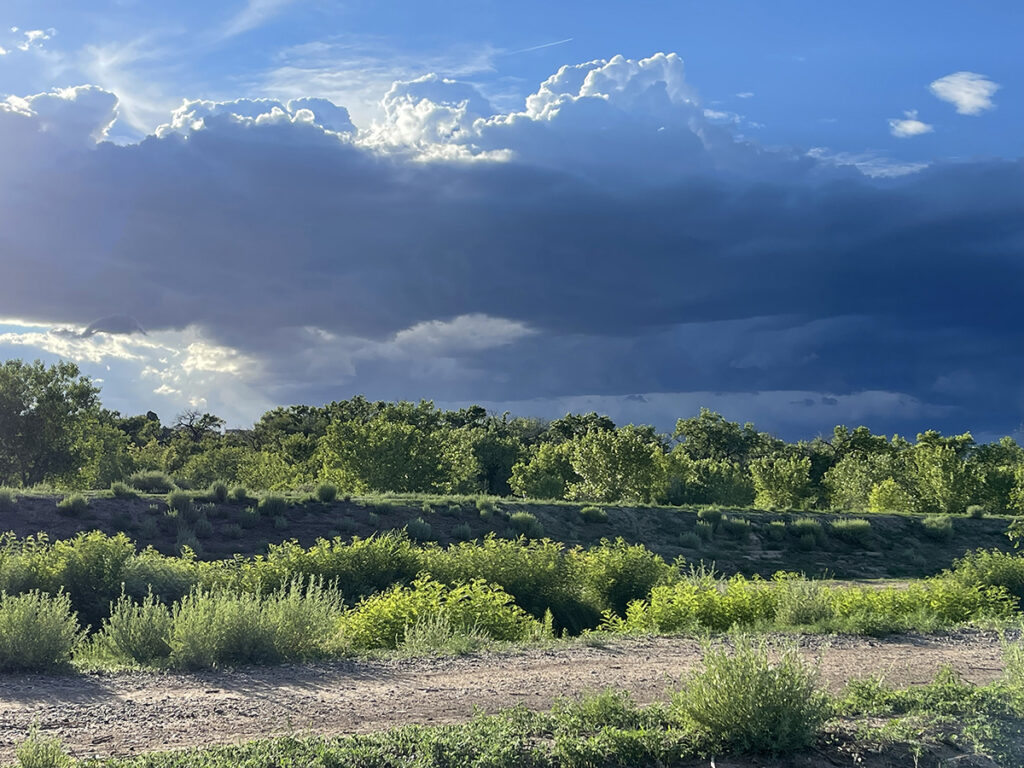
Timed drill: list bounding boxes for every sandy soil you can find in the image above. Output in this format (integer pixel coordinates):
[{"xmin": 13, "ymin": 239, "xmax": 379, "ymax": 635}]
[{"xmin": 0, "ymin": 630, "xmax": 1012, "ymax": 762}]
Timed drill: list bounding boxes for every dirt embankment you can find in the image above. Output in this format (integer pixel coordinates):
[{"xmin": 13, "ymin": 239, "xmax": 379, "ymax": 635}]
[{"xmin": 0, "ymin": 631, "xmax": 1010, "ymax": 762}]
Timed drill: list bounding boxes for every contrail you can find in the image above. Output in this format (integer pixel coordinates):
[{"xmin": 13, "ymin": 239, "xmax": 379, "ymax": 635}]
[{"xmin": 506, "ymin": 38, "xmax": 574, "ymax": 55}]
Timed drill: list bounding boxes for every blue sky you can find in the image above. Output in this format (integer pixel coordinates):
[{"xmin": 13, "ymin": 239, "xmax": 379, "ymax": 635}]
[{"xmin": 0, "ymin": 0, "xmax": 1021, "ymax": 438}]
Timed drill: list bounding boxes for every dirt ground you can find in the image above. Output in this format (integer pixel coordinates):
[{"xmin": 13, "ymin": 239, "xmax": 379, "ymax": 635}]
[{"xmin": 0, "ymin": 630, "xmax": 1012, "ymax": 762}]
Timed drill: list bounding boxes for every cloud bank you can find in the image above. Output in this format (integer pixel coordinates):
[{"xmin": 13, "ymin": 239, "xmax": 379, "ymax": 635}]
[{"xmin": 0, "ymin": 53, "xmax": 1022, "ymax": 438}]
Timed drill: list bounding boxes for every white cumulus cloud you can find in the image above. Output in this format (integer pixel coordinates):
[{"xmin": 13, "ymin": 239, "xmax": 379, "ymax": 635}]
[
  {"xmin": 929, "ymin": 71, "xmax": 1000, "ymax": 115},
  {"xmin": 888, "ymin": 110, "xmax": 933, "ymax": 138}
]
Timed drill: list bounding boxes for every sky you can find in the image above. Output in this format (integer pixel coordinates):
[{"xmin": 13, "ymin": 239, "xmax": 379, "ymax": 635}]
[{"xmin": 0, "ymin": 0, "xmax": 1021, "ymax": 440}]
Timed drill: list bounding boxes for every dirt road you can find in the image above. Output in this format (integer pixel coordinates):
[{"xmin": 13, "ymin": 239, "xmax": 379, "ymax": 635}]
[{"xmin": 0, "ymin": 631, "xmax": 1011, "ymax": 761}]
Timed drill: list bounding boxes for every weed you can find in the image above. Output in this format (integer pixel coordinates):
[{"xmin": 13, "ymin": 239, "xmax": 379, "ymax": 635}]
[{"xmin": 579, "ymin": 506, "xmax": 608, "ymax": 524}]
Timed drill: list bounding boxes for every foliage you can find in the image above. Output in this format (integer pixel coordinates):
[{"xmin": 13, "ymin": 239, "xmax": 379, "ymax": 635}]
[
  {"xmin": 829, "ymin": 518, "xmax": 873, "ymax": 547},
  {"xmin": 110, "ymin": 481, "xmax": 137, "ymax": 499},
  {"xmin": 868, "ymin": 477, "xmax": 917, "ymax": 514},
  {"xmin": 672, "ymin": 638, "xmax": 829, "ymax": 754},
  {"xmin": 0, "ymin": 590, "xmax": 83, "ymax": 671},
  {"xmin": 406, "ymin": 517, "xmax": 433, "ymax": 542},
  {"xmin": 567, "ymin": 425, "xmax": 668, "ymax": 503},
  {"xmin": 508, "ymin": 511, "xmax": 544, "ymax": 538},
  {"xmin": 509, "ymin": 441, "xmax": 576, "ymax": 499},
  {"xmin": 128, "ymin": 470, "xmax": 176, "ymax": 493},
  {"xmin": 0, "ymin": 486, "xmax": 15, "ymax": 512},
  {"xmin": 316, "ymin": 483, "xmax": 338, "ymax": 503},
  {"xmin": 749, "ymin": 455, "xmax": 813, "ymax": 509},
  {"xmin": 14, "ymin": 728, "xmax": 72, "ymax": 768},
  {"xmin": 578, "ymin": 505, "xmax": 608, "ymax": 524},
  {"xmin": 56, "ymin": 493, "xmax": 89, "ymax": 516},
  {"xmin": 568, "ymin": 538, "xmax": 673, "ymax": 616}
]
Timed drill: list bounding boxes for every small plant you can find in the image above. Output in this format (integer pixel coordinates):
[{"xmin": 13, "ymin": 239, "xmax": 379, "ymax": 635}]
[
  {"xmin": 273, "ymin": 515, "xmax": 289, "ymax": 531},
  {"xmin": 720, "ymin": 516, "xmax": 750, "ymax": 540},
  {"xmin": 579, "ymin": 506, "xmax": 608, "ymax": 524},
  {"xmin": 695, "ymin": 520, "xmax": 714, "ymax": 541},
  {"xmin": 766, "ymin": 520, "xmax": 787, "ymax": 542},
  {"xmin": 421, "ymin": 501, "xmax": 434, "ymax": 515},
  {"xmin": 137, "ymin": 516, "xmax": 159, "ymax": 540},
  {"xmin": 110, "ymin": 481, "xmax": 137, "ymax": 499},
  {"xmin": 967, "ymin": 504, "xmax": 986, "ymax": 519},
  {"xmin": 239, "ymin": 507, "xmax": 260, "ymax": 529},
  {"xmin": 922, "ymin": 514, "xmax": 954, "ymax": 541},
  {"xmin": 671, "ymin": 638, "xmax": 829, "ymax": 754},
  {"xmin": 792, "ymin": 517, "xmax": 824, "ymax": 542},
  {"xmin": 367, "ymin": 511, "xmax": 381, "ymax": 526},
  {"xmin": 0, "ymin": 591, "xmax": 83, "ymax": 672},
  {"xmin": 92, "ymin": 591, "xmax": 172, "ymax": 664},
  {"xmin": 0, "ymin": 487, "xmax": 15, "ymax": 513},
  {"xmin": 406, "ymin": 517, "xmax": 433, "ymax": 541},
  {"xmin": 128, "ymin": 470, "xmax": 176, "ymax": 493},
  {"xmin": 193, "ymin": 515, "xmax": 214, "ymax": 539},
  {"xmin": 830, "ymin": 518, "xmax": 873, "ymax": 547},
  {"xmin": 452, "ymin": 522, "xmax": 473, "ymax": 541},
  {"xmin": 259, "ymin": 494, "xmax": 288, "ymax": 517},
  {"xmin": 208, "ymin": 481, "xmax": 229, "ymax": 504},
  {"xmin": 697, "ymin": 508, "xmax": 723, "ymax": 527},
  {"xmin": 679, "ymin": 532, "xmax": 702, "ymax": 549},
  {"xmin": 316, "ymin": 483, "xmax": 338, "ymax": 503},
  {"xmin": 14, "ymin": 728, "xmax": 72, "ymax": 768},
  {"xmin": 56, "ymin": 494, "xmax": 89, "ymax": 517},
  {"xmin": 167, "ymin": 489, "xmax": 192, "ymax": 517},
  {"xmin": 230, "ymin": 485, "xmax": 249, "ymax": 503},
  {"xmin": 176, "ymin": 528, "xmax": 202, "ymax": 557},
  {"xmin": 476, "ymin": 498, "xmax": 496, "ymax": 516},
  {"xmin": 509, "ymin": 511, "xmax": 544, "ymax": 538},
  {"xmin": 797, "ymin": 532, "xmax": 817, "ymax": 551}
]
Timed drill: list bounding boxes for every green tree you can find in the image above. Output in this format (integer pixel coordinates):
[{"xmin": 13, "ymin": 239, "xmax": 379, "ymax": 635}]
[
  {"xmin": 823, "ymin": 451, "xmax": 900, "ymax": 510},
  {"xmin": 749, "ymin": 455, "xmax": 813, "ymax": 509},
  {"xmin": 567, "ymin": 425, "xmax": 668, "ymax": 503},
  {"xmin": 868, "ymin": 477, "xmax": 917, "ymax": 514},
  {"xmin": 673, "ymin": 408, "xmax": 779, "ymax": 464},
  {"xmin": 509, "ymin": 441, "xmax": 576, "ymax": 499},
  {"xmin": 910, "ymin": 437, "xmax": 977, "ymax": 514},
  {"xmin": 665, "ymin": 448, "xmax": 754, "ymax": 506},
  {"xmin": 0, "ymin": 360, "xmax": 101, "ymax": 486}
]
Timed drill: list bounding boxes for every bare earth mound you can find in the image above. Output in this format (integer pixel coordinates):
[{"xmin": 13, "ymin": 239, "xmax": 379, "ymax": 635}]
[{"xmin": 0, "ymin": 630, "xmax": 1010, "ymax": 762}]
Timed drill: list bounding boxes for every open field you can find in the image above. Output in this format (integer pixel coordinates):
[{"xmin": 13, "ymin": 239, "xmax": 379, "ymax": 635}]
[{"xmin": 0, "ymin": 631, "xmax": 1016, "ymax": 763}]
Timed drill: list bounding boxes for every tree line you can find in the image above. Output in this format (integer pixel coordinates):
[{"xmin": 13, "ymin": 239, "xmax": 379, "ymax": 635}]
[{"xmin": 2, "ymin": 358, "xmax": 1022, "ymax": 514}]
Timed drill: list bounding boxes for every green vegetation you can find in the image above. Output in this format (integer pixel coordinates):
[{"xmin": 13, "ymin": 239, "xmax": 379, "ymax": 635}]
[
  {"xmin": 0, "ymin": 590, "xmax": 82, "ymax": 671},
  {"xmin": 3, "ymin": 361, "xmax": 1024, "ymax": 523},
  {"xmin": 579, "ymin": 505, "xmax": 608, "ymax": 524},
  {"xmin": 55, "ymin": 494, "xmax": 89, "ymax": 516}
]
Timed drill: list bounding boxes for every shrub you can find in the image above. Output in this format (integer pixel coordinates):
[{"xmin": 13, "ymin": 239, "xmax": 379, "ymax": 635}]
[
  {"xmin": 766, "ymin": 520, "xmax": 787, "ymax": 543},
  {"xmin": 0, "ymin": 591, "xmax": 83, "ymax": 671},
  {"xmin": 14, "ymin": 728, "xmax": 72, "ymax": 768},
  {"xmin": 92, "ymin": 591, "xmax": 172, "ymax": 665},
  {"xmin": 792, "ymin": 517, "xmax": 823, "ymax": 541},
  {"xmin": 697, "ymin": 508, "xmax": 722, "ymax": 527},
  {"xmin": 194, "ymin": 515, "xmax": 214, "ymax": 539},
  {"xmin": 0, "ymin": 487, "xmax": 15, "ymax": 513},
  {"xmin": 476, "ymin": 498, "xmax": 496, "ymax": 515},
  {"xmin": 774, "ymin": 577, "xmax": 833, "ymax": 627},
  {"xmin": 176, "ymin": 528, "xmax": 201, "ymax": 557},
  {"xmin": 397, "ymin": 612, "xmax": 490, "ymax": 657},
  {"xmin": 340, "ymin": 576, "xmax": 543, "ymax": 650},
  {"xmin": 208, "ymin": 481, "xmax": 229, "ymax": 504},
  {"xmin": 797, "ymin": 532, "xmax": 818, "ymax": 551},
  {"xmin": 239, "ymin": 507, "xmax": 260, "ymax": 529},
  {"xmin": 922, "ymin": 514, "xmax": 954, "ymax": 541},
  {"xmin": 679, "ymin": 532, "xmax": 701, "ymax": 549},
  {"xmin": 223, "ymin": 523, "xmax": 243, "ymax": 540},
  {"xmin": 56, "ymin": 494, "xmax": 89, "ymax": 517},
  {"xmin": 695, "ymin": 521, "xmax": 714, "ymax": 541},
  {"xmin": 230, "ymin": 486, "xmax": 250, "ymax": 503},
  {"xmin": 273, "ymin": 516, "xmax": 289, "ymax": 531},
  {"xmin": 421, "ymin": 501, "xmax": 434, "ymax": 515},
  {"xmin": 109, "ymin": 481, "xmax": 137, "ymax": 499},
  {"xmin": 406, "ymin": 517, "xmax": 433, "ymax": 542},
  {"xmin": 720, "ymin": 516, "xmax": 750, "ymax": 540},
  {"xmin": 579, "ymin": 506, "xmax": 608, "ymax": 524},
  {"xmin": 128, "ymin": 470, "xmax": 176, "ymax": 494},
  {"xmin": 830, "ymin": 518, "xmax": 873, "ymax": 547},
  {"xmin": 967, "ymin": 504, "xmax": 986, "ymax": 519},
  {"xmin": 259, "ymin": 494, "xmax": 288, "ymax": 517},
  {"xmin": 166, "ymin": 489, "xmax": 192, "ymax": 516},
  {"xmin": 452, "ymin": 522, "xmax": 473, "ymax": 541},
  {"xmin": 947, "ymin": 549, "xmax": 1024, "ymax": 604},
  {"xmin": 316, "ymin": 483, "xmax": 338, "ymax": 503},
  {"xmin": 672, "ymin": 638, "xmax": 829, "ymax": 754},
  {"xmin": 509, "ymin": 511, "xmax": 544, "ymax": 538},
  {"xmin": 570, "ymin": 539, "xmax": 672, "ymax": 617}
]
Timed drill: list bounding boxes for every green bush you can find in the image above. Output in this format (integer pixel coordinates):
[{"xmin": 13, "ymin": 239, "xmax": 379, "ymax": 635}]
[
  {"xmin": 166, "ymin": 489, "xmax": 192, "ymax": 517},
  {"xmin": 223, "ymin": 523, "xmax": 243, "ymax": 539},
  {"xmin": 56, "ymin": 494, "xmax": 89, "ymax": 517},
  {"xmin": 679, "ymin": 532, "xmax": 701, "ymax": 549},
  {"xmin": 239, "ymin": 507, "xmax": 260, "ymax": 529},
  {"xmin": 509, "ymin": 511, "xmax": 544, "ymax": 538},
  {"xmin": 672, "ymin": 638, "xmax": 829, "ymax": 754},
  {"xmin": 579, "ymin": 506, "xmax": 608, "ymax": 524},
  {"xmin": 967, "ymin": 504, "xmax": 986, "ymax": 519},
  {"xmin": 91, "ymin": 591, "xmax": 172, "ymax": 665},
  {"xmin": 176, "ymin": 528, "xmax": 201, "ymax": 557},
  {"xmin": 406, "ymin": 517, "xmax": 433, "ymax": 542},
  {"xmin": 792, "ymin": 517, "xmax": 823, "ymax": 540},
  {"xmin": 397, "ymin": 612, "xmax": 490, "ymax": 657},
  {"xmin": 259, "ymin": 494, "xmax": 288, "ymax": 517},
  {"xmin": 14, "ymin": 728, "xmax": 72, "ymax": 768},
  {"xmin": 230, "ymin": 485, "xmax": 250, "ymax": 503},
  {"xmin": 0, "ymin": 591, "xmax": 83, "ymax": 671},
  {"xmin": 697, "ymin": 508, "xmax": 722, "ymax": 527},
  {"xmin": 452, "ymin": 522, "xmax": 473, "ymax": 541},
  {"xmin": 830, "ymin": 518, "xmax": 873, "ymax": 547},
  {"xmin": 0, "ymin": 487, "xmax": 15, "ymax": 513},
  {"xmin": 273, "ymin": 516, "xmax": 289, "ymax": 531},
  {"xmin": 109, "ymin": 481, "xmax": 137, "ymax": 499},
  {"xmin": 476, "ymin": 498, "xmax": 496, "ymax": 515},
  {"xmin": 774, "ymin": 577, "xmax": 833, "ymax": 627},
  {"xmin": 569, "ymin": 538, "xmax": 672, "ymax": 617},
  {"xmin": 947, "ymin": 549, "xmax": 1024, "ymax": 604},
  {"xmin": 720, "ymin": 516, "xmax": 750, "ymax": 540},
  {"xmin": 316, "ymin": 483, "xmax": 338, "ymax": 503},
  {"xmin": 208, "ymin": 481, "xmax": 229, "ymax": 504},
  {"xmin": 765, "ymin": 520, "xmax": 787, "ymax": 542},
  {"xmin": 194, "ymin": 515, "xmax": 214, "ymax": 539},
  {"xmin": 797, "ymin": 532, "xmax": 817, "ymax": 551},
  {"xmin": 340, "ymin": 576, "xmax": 543, "ymax": 650},
  {"xmin": 922, "ymin": 514, "xmax": 954, "ymax": 541},
  {"xmin": 128, "ymin": 470, "xmax": 176, "ymax": 494},
  {"xmin": 695, "ymin": 520, "xmax": 714, "ymax": 541}
]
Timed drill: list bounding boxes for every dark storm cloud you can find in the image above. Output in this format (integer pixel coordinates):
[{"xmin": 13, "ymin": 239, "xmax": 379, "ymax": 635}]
[{"xmin": 0, "ymin": 59, "xmax": 1022, "ymax": 437}]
